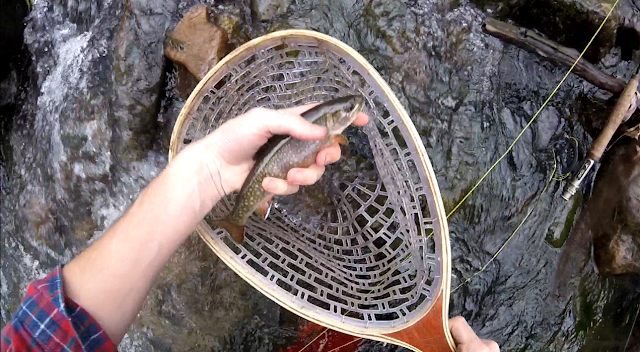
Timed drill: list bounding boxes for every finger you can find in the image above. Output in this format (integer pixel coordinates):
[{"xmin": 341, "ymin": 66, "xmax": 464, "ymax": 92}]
[
  {"xmin": 281, "ymin": 103, "xmax": 369, "ymax": 127},
  {"xmin": 352, "ymin": 112, "xmax": 369, "ymax": 126},
  {"xmin": 288, "ymin": 164, "xmax": 325, "ymax": 186},
  {"xmin": 250, "ymin": 108, "xmax": 326, "ymax": 140},
  {"xmin": 278, "ymin": 103, "xmax": 320, "ymax": 115},
  {"xmin": 262, "ymin": 177, "xmax": 299, "ymax": 195},
  {"xmin": 458, "ymin": 340, "xmax": 493, "ymax": 352},
  {"xmin": 449, "ymin": 316, "xmax": 479, "ymax": 346},
  {"xmin": 317, "ymin": 143, "xmax": 342, "ymax": 165},
  {"xmin": 481, "ymin": 339, "xmax": 500, "ymax": 352}
]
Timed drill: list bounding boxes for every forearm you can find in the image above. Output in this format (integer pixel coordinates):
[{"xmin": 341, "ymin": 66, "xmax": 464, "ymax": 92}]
[
  {"xmin": 57, "ymin": 105, "xmax": 357, "ymax": 346},
  {"xmin": 62, "ymin": 147, "xmax": 220, "ymax": 344}
]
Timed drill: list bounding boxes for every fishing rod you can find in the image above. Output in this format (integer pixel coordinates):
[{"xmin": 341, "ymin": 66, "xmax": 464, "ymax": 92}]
[{"xmin": 562, "ymin": 66, "xmax": 640, "ymax": 200}]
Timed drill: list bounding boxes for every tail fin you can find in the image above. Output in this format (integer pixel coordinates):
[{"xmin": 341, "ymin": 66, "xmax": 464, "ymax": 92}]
[{"xmin": 215, "ymin": 219, "xmax": 245, "ymax": 244}]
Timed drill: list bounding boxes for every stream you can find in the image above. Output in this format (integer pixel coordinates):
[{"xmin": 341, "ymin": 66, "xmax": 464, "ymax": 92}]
[{"xmin": 1, "ymin": 0, "xmax": 639, "ymax": 351}]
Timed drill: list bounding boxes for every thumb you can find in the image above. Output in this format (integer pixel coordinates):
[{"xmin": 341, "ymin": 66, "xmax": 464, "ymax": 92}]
[
  {"xmin": 249, "ymin": 107, "xmax": 327, "ymax": 140},
  {"xmin": 449, "ymin": 316, "xmax": 477, "ymax": 346}
]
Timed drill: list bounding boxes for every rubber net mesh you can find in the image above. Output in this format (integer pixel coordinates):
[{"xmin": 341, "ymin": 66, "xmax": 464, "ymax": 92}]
[{"xmin": 175, "ymin": 36, "xmax": 444, "ymax": 331}]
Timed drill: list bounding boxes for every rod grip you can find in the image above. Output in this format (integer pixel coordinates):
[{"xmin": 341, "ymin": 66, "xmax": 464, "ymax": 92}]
[{"xmin": 588, "ymin": 74, "xmax": 640, "ymax": 161}]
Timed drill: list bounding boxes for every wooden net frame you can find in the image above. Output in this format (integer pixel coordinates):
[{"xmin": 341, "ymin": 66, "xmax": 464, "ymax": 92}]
[{"xmin": 169, "ymin": 29, "xmax": 453, "ymax": 350}]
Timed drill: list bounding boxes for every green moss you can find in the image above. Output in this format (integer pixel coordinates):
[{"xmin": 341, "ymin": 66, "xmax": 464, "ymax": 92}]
[
  {"xmin": 361, "ymin": 0, "xmax": 407, "ymax": 55},
  {"xmin": 517, "ymin": 344, "xmax": 532, "ymax": 352},
  {"xmin": 441, "ymin": 181, "xmax": 476, "ymax": 216},
  {"xmin": 575, "ymin": 278, "xmax": 597, "ymax": 337},
  {"xmin": 546, "ymin": 190, "xmax": 583, "ymax": 248}
]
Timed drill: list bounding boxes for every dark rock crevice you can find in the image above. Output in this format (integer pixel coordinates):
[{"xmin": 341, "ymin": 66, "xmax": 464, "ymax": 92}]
[
  {"xmin": 149, "ymin": 58, "xmax": 173, "ymax": 153},
  {"xmin": 0, "ymin": 0, "xmax": 29, "ymax": 81},
  {"xmin": 469, "ymin": 0, "xmax": 639, "ymax": 64},
  {"xmin": 616, "ymin": 25, "xmax": 640, "ymax": 61},
  {"xmin": 0, "ymin": 0, "xmax": 32, "ymax": 169}
]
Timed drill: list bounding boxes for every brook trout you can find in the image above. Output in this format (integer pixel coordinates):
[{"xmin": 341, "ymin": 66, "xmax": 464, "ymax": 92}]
[{"xmin": 216, "ymin": 95, "xmax": 365, "ymax": 243}]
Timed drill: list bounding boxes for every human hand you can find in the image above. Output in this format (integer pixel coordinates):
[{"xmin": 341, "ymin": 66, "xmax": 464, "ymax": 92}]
[
  {"xmin": 182, "ymin": 104, "xmax": 369, "ymax": 204},
  {"xmin": 449, "ymin": 316, "xmax": 500, "ymax": 352}
]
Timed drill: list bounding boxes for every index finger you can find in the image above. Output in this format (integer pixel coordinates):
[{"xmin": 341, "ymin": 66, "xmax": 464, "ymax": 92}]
[
  {"xmin": 279, "ymin": 104, "xmax": 370, "ymax": 127},
  {"xmin": 352, "ymin": 112, "xmax": 369, "ymax": 126},
  {"xmin": 278, "ymin": 103, "xmax": 319, "ymax": 115}
]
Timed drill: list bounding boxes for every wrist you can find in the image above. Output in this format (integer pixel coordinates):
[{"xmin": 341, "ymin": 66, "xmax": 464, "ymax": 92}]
[{"xmin": 166, "ymin": 143, "xmax": 224, "ymax": 213}]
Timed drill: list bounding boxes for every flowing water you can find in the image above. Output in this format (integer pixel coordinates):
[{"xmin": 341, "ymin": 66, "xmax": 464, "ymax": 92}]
[{"xmin": 1, "ymin": 0, "xmax": 639, "ymax": 351}]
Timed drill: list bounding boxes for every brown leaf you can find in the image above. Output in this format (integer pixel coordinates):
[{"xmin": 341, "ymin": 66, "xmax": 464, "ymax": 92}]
[{"xmin": 625, "ymin": 122, "xmax": 640, "ymax": 140}]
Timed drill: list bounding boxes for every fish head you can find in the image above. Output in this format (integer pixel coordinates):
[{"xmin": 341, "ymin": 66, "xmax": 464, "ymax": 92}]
[{"xmin": 326, "ymin": 95, "xmax": 365, "ymax": 135}]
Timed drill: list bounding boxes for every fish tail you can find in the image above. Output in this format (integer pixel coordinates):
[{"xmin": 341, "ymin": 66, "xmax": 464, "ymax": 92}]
[{"xmin": 215, "ymin": 218, "xmax": 245, "ymax": 244}]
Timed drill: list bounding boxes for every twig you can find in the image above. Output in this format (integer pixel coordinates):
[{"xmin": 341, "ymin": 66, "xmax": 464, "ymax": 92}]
[{"xmin": 482, "ymin": 17, "xmax": 627, "ymax": 94}]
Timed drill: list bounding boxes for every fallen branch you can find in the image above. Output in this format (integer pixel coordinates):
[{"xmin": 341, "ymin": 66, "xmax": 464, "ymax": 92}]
[{"xmin": 482, "ymin": 17, "xmax": 627, "ymax": 94}]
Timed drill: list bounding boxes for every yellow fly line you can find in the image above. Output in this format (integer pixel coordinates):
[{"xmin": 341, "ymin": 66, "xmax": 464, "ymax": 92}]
[
  {"xmin": 445, "ymin": 0, "xmax": 620, "ymax": 219},
  {"xmin": 297, "ymin": 0, "xmax": 622, "ymax": 350}
]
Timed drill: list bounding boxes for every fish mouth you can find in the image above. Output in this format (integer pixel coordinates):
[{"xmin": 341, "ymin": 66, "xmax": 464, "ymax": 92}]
[
  {"xmin": 350, "ymin": 95, "xmax": 364, "ymax": 116},
  {"xmin": 328, "ymin": 95, "xmax": 365, "ymax": 135}
]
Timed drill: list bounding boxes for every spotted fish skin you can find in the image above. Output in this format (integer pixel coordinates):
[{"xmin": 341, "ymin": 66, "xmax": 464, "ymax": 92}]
[{"xmin": 216, "ymin": 95, "xmax": 365, "ymax": 243}]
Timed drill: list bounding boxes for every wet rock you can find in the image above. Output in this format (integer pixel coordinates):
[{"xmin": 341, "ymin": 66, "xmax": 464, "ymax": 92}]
[
  {"xmin": 12, "ymin": 0, "xmax": 177, "ymax": 251},
  {"xmin": 1, "ymin": 0, "xmax": 169, "ymax": 338},
  {"xmin": 625, "ymin": 313, "xmax": 640, "ymax": 352},
  {"xmin": 111, "ymin": 0, "xmax": 178, "ymax": 161},
  {"xmin": 215, "ymin": 11, "xmax": 243, "ymax": 42},
  {"xmin": 574, "ymin": 269, "xmax": 640, "ymax": 352},
  {"xmin": 597, "ymin": 234, "xmax": 640, "ymax": 274},
  {"xmin": 165, "ymin": 5, "xmax": 229, "ymax": 80},
  {"xmin": 3, "ymin": 0, "xmax": 640, "ymax": 350},
  {"xmin": 592, "ymin": 139, "xmax": 640, "ymax": 275},
  {"xmin": 137, "ymin": 236, "xmax": 286, "ymax": 352},
  {"xmin": 1, "ymin": 1, "xmax": 285, "ymax": 348},
  {"xmin": 470, "ymin": 0, "xmax": 639, "ymax": 63},
  {"xmin": 251, "ymin": 0, "xmax": 288, "ymax": 22},
  {"xmin": 552, "ymin": 139, "xmax": 640, "ymax": 300}
]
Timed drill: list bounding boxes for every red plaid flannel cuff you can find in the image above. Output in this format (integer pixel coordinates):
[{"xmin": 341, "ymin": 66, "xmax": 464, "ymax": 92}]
[{"xmin": 1, "ymin": 266, "xmax": 117, "ymax": 352}]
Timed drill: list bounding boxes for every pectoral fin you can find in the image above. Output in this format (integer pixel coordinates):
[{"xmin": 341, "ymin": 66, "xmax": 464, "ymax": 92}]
[
  {"xmin": 216, "ymin": 218, "xmax": 245, "ymax": 243},
  {"xmin": 332, "ymin": 134, "xmax": 348, "ymax": 146},
  {"xmin": 256, "ymin": 197, "xmax": 273, "ymax": 219}
]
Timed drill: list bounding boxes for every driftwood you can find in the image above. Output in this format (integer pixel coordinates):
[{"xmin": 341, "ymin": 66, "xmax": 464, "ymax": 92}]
[{"xmin": 482, "ymin": 17, "xmax": 627, "ymax": 94}]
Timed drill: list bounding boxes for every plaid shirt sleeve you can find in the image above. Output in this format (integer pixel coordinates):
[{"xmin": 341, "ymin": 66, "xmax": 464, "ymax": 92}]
[{"xmin": 1, "ymin": 266, "xmax": 117, "ymax": 352}]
